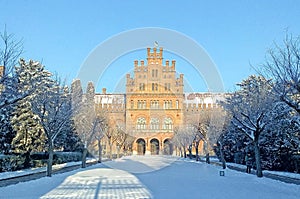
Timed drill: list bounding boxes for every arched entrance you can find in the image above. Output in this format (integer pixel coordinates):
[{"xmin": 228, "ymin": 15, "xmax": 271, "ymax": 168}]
[
  {"xmin": 150, "ymin": 138, "xmax": 160, "ymax": 155},
  {"xmin": 136, "ymin": 138, "xmax": 146, "ymax": 155},
  {"xmin": 163, "ymin": 139, "xmax": 173, "ymax": 155}
]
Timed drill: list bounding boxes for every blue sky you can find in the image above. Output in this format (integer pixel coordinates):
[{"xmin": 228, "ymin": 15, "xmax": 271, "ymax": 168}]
[{"xmin": 1, "ymin": 0, "xmax": 300, "ymax": 93}]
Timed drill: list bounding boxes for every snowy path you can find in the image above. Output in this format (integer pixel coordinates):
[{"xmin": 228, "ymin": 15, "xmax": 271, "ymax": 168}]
[{"xmin": 0, "ymin": 156, "xmax": 299, "ymax": 199}]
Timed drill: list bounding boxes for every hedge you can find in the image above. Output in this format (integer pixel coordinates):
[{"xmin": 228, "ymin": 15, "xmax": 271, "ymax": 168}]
[{"xmin": 0, "ymin": 152, "xmax": 83, "ymax": 172}]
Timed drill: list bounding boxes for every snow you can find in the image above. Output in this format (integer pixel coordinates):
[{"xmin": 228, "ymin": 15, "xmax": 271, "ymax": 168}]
[
  {"xmin": 226, "ymin": 162, "xmax": 300, "ymax": 179},
  {"xmin": 0, "ymin": 158, "xmax": 97, "ymax": 180},
  {"xmin": 208, "ymin": 157, "xmax": 300, "ymax": 180},
  {"xmin": 0, "ymin": 156, "xmax": 299, "ymax": 199}
]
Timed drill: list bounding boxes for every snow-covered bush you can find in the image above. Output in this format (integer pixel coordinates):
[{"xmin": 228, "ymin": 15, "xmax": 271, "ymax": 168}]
[
  {"xmin": 30, "ymin": 152, "xmax": 82, "ymax": 165},
  {"xmin": 52, "ymin": 152, "xmax": 82, "ymax": 164},
  {"xmin": 0, "ymin": 154, "xmax": 25, "ymax": 172}
]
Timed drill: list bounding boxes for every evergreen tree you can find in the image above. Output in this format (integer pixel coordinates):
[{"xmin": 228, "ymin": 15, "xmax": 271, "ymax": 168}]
[
  {"xmin": 11, "ymin": 99, "xmax": 45, "ymax": 168},
  {"xmin": 0, "ymin": 104, "xmax": 15, "ymax": 154},
  {"xmin": 224, "ymin": 75, "xmax": 275, "ymax": 177}
]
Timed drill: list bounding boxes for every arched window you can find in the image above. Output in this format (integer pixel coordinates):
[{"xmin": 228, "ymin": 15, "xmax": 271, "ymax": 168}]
[
  {"xmin": 136, "ymin": 117, "xmax": 146, "ymax": 130},
  {"xmin": 163, "ymin": 117, "xmax": 173, "ymax": 130},
  {"xmin": 150, "ymin": 118, "xmax": 159, "ymax": 130}
]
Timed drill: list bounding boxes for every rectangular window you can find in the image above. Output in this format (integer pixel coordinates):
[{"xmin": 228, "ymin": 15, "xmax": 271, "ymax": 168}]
[
  {"xmin": 139, "ymin": 83, "xmax": 145, "ymax": 91},
  {"xmin": 152, "ymin": 83, "xmax": 154, "ymax": 91},
  {"xmin": 131, "ymin": 100, "xmax": 134, "ymax": 109},
  {"xmin": 176, "ymin": 100, "xmax": 179, "ymax": 109}
]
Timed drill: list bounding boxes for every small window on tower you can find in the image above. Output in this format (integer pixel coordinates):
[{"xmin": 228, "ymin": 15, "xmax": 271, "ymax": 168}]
[{"xmin": 131, "ymin": 100, "xmax": 134, "ymax": 109}]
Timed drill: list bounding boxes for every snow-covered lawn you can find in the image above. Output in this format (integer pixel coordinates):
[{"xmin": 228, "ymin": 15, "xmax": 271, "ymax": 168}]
[
  {"xmin": 0, "ymin": 158, "xmax": 97, "ymax": 180},
  {"xmin": 0, "ymin": 156, "xmax": 299, "ymax": 199}
]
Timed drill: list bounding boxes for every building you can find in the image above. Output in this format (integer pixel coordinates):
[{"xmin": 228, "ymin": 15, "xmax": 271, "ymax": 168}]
[{"xmin": 95, "ymin": 47, "xmax": 224, "ymax": 156}]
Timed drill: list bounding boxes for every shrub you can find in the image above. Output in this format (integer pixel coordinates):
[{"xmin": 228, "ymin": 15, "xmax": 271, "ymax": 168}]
[{"xmin": 0, "ymin": 154, "xmax": 25, "ymax": 172}]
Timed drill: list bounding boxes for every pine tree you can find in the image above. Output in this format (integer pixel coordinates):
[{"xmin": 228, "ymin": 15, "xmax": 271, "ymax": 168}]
[
  {"xmin": 11, "ymin": 99, "xmax": 45, "ymax": 168},
  {"xmin": 0, "ymin": 104, "xmax": 15, "ymax": 154}
]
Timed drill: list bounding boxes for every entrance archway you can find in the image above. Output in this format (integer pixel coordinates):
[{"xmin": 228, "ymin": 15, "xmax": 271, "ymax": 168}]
[
  {"xmin": 136, "ymin": 138, "xmax": 146, "ymax": 155},
  {"xmin": 150, "ymin": 138, "xmax": 160, "ymax": 155},
  {"xmin": 163, "ymin": 139, "xmax": 173, "ymax": 155}
]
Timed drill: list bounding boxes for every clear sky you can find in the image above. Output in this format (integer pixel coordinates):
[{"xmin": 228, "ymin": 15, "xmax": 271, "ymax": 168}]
[{"xmin": 1, "ymin": 0, "xmax": 300, "ymax": 93}]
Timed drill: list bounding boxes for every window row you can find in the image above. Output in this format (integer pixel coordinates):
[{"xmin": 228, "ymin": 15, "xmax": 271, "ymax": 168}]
[
  {"xmin": 139, "ymin": 83, "xmax": 172, "ymax": 91},
  {"xmin": 130, "ymin": 100, "xmax": 179, "ymax": 109},
  {"xmin": 152, "ymin": 69, "xmax": 158, "ymax": 78},
  {"xmin": 136, "ymin": 117, "xmax": 173, "ymax": 130},
  {"xmin": 137, "ymin": 100, "xmax": 146, "ymax": 109}
]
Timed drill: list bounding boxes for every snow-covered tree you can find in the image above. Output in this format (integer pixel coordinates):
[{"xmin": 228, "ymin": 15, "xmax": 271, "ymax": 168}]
[
  {"xmin": 172, "ymin": 126, "xmax": 195, "ymax": 158},
  {"xmin": 113, "ymin": 124, "xmax": 133, "ymax": 159},
  {"xmin": 224, "ymin": 75, "xmax": 275, "ymax": 177},
  {"xmin": 11, "ymin": 99, "xmax": 45, "ymax": 168},
  {"xmin": 31, "ymin": 70, "xmax": 72, "ymax": 177},
  {"xmin": 104, "ymin": 126, "xmax": 119, "ymax": 160},
  {"xmin": 0, "ymin": 104, "xmax": 15, "ymax": 154},
  {"xmin": 94, "ymin": 118, "xmax": 107, "ymax": 163},
  {"xmin": 0, "ymin": 54, "xmax": 24, "ymax": 154},
  {"xmin": 0, "ymin": 27, "xmax": 25, "ymax": 110},
  {"xmin": 260, "ymin": 102, "xmax": 300, "ymax": 171},
  {"xmin": 1, "ymin": 59, "xmax": 52, "ymax": 154},
  {"xmin": 72, "ymin": 81, "xmax": 106, "ymax": 167},
  {"xmin": 215, "ymin": 120, "xmax": 251, "ymax": 164}
]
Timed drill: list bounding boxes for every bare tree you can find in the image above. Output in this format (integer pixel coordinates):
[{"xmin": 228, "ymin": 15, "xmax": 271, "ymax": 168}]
[
  {"xmin": 104, "ymin": 126, "xmax": 119, "ymax": 160},
  {"xmin": 173, "ymin": 126, "xmax": 194, "ymax": 158},
  {"xmin": 0, "ymin": 26, "xmax": 23, "ymax": 78},
  {"xmin": 94, "ymin": 116, "xmax": 107, "ymax": 163},
  {"xmin": 32, "ymin": 75, "xmax": 72, "ymax": 177},
  {"xmin": 261, "ymin": 34, "xmax": 300, "ymax": 114},
  {"xmin": 72, "ymin": 81, "xmax": 106, "ymax": 168}
]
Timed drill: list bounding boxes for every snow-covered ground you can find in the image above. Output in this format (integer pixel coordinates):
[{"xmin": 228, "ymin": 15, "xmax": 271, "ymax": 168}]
[
  {"xmin": 0, "ymin": 158, "xmax": 97, "ymax": 180},
  {"xmin": 0, "ymin": 156, "xmax": 299, "ymax": 199}
]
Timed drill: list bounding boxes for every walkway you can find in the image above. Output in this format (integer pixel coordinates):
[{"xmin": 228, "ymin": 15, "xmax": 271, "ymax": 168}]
[{"xmin": 0, "ymin": 156, "xmax": 299, "ymax": 199}]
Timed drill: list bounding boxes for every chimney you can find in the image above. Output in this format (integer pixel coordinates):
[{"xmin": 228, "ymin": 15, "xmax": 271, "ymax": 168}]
[{"xmin": 102, "ymin": 88, "xmax": 107, "ymax": 94}]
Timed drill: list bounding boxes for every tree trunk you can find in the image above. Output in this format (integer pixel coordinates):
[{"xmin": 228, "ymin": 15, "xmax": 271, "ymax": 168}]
[
  {"xmin": 109, "ymin": 144, "xmax": 113, "ymax": 160},
  {"xmin": 24, "ymin": 151, "xmax": 31, "ymax": 168},
  {"xmin": 82, "ymin": 147, "xmax": 88, "ymax": 168},
  {"xmin": 188, "ymin": 145, "xmax": 192, "ymax": 159},
  {"xmin": 178, "ymin": 147, "xmax": 183, "ymax": 157},
  {"xmin": 117, "ymin": 146, "xmax": 120, "ymax": 159},
  {"xmin": 219, "ymin": 142, "xmax": 226, "ymax": 169},
  {"xmin": 254, "ymin": 139, "xmax": 263, "ymax": 177},
  {"xmin": 195, "ymin": 141, "xmax": 199, "ymax": 161},
  {"xmin": 98, "ymin": 139, "xmax": 102, "ymax": 163},
  {"xmin": 47, "ymin": 142, "xmax": 54, "ymax": 177}
]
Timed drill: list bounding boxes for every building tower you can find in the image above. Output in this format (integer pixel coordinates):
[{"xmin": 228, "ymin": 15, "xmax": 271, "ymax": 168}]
[{"xmin": 126, "ymin": 47, "xmax": 184, "ymax": 155}]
